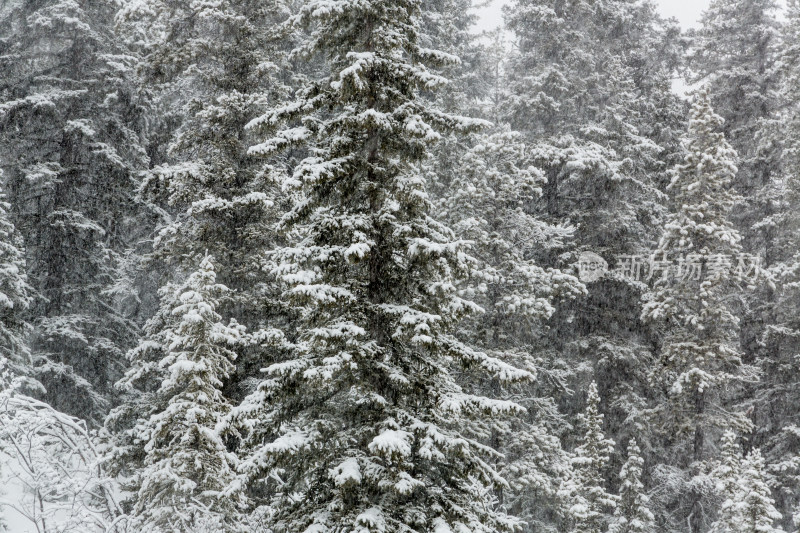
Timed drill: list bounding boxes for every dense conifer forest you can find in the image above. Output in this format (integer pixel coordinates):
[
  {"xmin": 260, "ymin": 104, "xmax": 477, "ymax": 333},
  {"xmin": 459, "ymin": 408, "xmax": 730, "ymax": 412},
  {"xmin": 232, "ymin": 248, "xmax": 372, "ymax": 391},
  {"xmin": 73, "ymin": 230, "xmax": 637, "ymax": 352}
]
[{"xmin": 0, "ymin": 0, "xmax": 799, "ymax": 531}]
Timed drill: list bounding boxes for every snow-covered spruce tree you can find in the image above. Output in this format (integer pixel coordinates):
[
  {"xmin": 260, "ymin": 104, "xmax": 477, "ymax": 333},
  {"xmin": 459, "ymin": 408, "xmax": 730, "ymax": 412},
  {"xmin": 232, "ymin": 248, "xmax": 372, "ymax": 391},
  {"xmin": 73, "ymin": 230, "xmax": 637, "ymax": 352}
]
[
  {"xmin": 569, "ymin": 382, "xmax": 618, "ymax": 533},
  {"xmin": 690, "ymin": 0, "xmax": 782, "ymax": 263},
  {"xmin": 504, "ymin": 0, "xmax": 676, "ymax": 256},
  {"xmin": 711, "ymin": 436, "xmax": 783, "ymax": 533},
  {"xmin": 109, "ymin": 257, "xmax": 246, "ymax": 532},
  {"xmin": 231, "ymin": 1, "xmax": 533, "ymax": 531},
  {"xmin": 115, "ymin": 0, "xmax": 289, "ymax": 315},
  {"xmin": 0, "ymin": 182, "xmax": 33, "ymax": 377},
  {"xmin": 641, "ymin": 89, "xmax": 758, "ymax": 533},
  {"xmin": 760, "ymin": 2, "xmax": 800, "ymax": 527},
  {"xmin": 418, "ymin": 7, "xmax": 585, "ymax": 528},
  {"xmin": 738, "ymin": 449, "xmax": 783, "ymax": 533},
  {"xmin": 421, "ymin": 5, "xmax": 587, "ymax": 529},
  {"xmin": 503, "ymin": 0, "xmax": 685, "ymax": 470},
  {"xmin": 609, "ymin": 439, "xmax": 655, "ymax": 533},
  {"xmin": 690, "ymin": 0, "xmax": 783, "ymax": 378},
  {"xmin": 0, "ymin": 0, "xmax": 150, "ymax": 422},
  {"xmin": 113, "ymin": 0, "xmax": 294, "ymax": 404},
  {"xmin": 436, "ymin": 129, "xmax": 585, "ymax": 532},
  {"xmin": 710, "ymin": 431, "xmax": 744, "ymax": 533}
]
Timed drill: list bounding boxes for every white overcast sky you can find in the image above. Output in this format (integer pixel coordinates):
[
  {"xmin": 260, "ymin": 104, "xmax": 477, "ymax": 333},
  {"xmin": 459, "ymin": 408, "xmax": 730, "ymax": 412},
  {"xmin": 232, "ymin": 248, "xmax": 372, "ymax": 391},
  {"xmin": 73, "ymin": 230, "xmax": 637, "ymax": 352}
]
[{"xmin": 475, "ymin": 0, "xmax": 711, "ymax": 31}]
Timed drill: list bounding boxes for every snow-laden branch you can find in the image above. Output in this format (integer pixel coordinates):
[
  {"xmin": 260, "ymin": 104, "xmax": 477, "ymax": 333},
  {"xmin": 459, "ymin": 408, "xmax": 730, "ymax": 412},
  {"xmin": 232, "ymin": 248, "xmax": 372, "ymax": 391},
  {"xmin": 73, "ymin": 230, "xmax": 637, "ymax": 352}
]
[{"xmin": 0, "ymin": 368, "xmax": 126, "ymax": 533}]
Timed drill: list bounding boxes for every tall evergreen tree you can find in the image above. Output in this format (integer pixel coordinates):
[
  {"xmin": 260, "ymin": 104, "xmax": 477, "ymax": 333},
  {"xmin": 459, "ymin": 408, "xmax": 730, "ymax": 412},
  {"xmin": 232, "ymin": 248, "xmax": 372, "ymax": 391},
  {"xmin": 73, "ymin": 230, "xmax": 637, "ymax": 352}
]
[
  {"xmin": 739, "ymin": 449, "xmax": 783, "ymax": 533},
  {"xmin": 231, "ymin": 1, "xmax": 533, "ymax": 531},
  {"xmin": 691, "ymin": 0, "xmax": 782, "ymax": 264},
  {"xmin": 690, "ymin": 0, "xmax": 783, "ymax": 395},
  {"xmin": 503, "ymin": 0, "xmax": 686, "ymax": 470},
  {"xmin": 570, "ymin": 382, "xmax": 617, "ymax": 533},
  {"xmin": 610, "ymin": 439, "xmax": 655, "ymax": 533},
  {"xmin": 110, "ymin": 257, "xmax": 246, "ymax": 532},
  {"xmin": 761, "ymin": 1, "xmax": 800, "ymax": 527},
  {"xmin": 0, "ymin": 183, "xmax": 33, "ymax": 376},
  {"xmin": 0, "ymin": 0, "xmax": 150, "ymax": 422},
  {"xmin": 423, "ymin": 6, "xmax": 587, "ymax": 529},
  {"xmin": 711, "ymin": 434, "xmax": 783, "ymax": 533},
  {"xmin": 504, "ymin": 0, "xmax": 677, "ymax": 256},
  {"xmin": 642, "ymin": 89, "xmax": 758, "ymax": 533},
  {"xmin": 711, "ymin": 431, "xmax": 745, "ymax": 533},
  {"xmin": 437, "ymin": 129, "xmax": 585, "ymax": 531},
  {"xmin": 114, "ymin": 0, "xmax": 293, "ymax": 401}
]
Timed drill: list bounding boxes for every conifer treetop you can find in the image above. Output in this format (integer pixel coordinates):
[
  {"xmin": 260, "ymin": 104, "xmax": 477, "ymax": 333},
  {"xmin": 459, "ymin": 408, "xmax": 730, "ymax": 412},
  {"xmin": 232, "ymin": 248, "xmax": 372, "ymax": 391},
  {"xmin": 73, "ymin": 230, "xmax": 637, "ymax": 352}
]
[
  {"xmin": 233, "ymin": 2, "xmax": 531, "ymax": 532},
  {"xmin": 119, "ymin": 257, "xmax": 247, "ymax": 532},
  {"xmin": 569, "ymin": 382, "xmax": 618, "ymax": 533},
  {"xmin": 609, "ymin": 438, "xmax": 655, "ymax": 533},
  {"xmin": 739, "ymin": 449, "xmax": 783, "ymax": 533},
  {"xmin": 662, "ymin": 88, "xmax": 742, "ymax": 256}
]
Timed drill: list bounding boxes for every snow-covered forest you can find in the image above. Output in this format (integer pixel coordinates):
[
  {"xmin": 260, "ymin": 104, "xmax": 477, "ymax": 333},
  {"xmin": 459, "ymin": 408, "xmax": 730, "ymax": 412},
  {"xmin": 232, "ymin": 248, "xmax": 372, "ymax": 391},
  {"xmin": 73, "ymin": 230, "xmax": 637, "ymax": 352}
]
[{"xmin": 0, "ymin": 0, "xmax": 798, "ymax": 531}]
